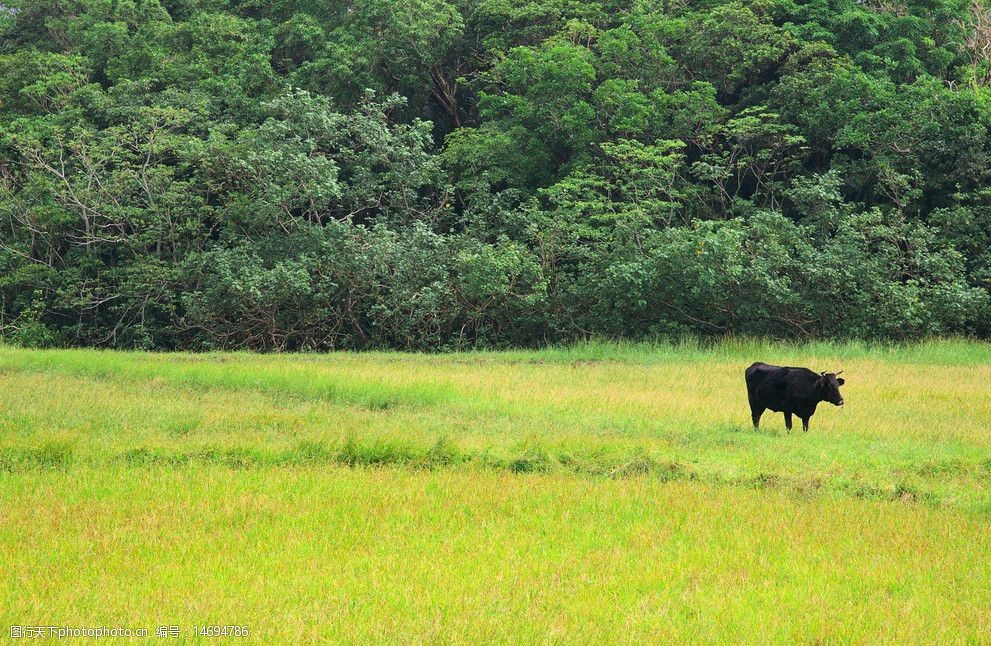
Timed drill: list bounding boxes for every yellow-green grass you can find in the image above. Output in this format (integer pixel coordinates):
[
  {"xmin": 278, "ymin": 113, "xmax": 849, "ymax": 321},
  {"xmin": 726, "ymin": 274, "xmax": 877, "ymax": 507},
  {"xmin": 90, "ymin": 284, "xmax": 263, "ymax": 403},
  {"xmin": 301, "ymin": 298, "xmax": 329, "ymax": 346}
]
[
  {"xmin": 2, "ymin": 466, "xmax": 990, "ymax": 642},
  {"xmin": 3, "ymin": 341, "xmax": 991, "ymax": 641},
  {"xmin": 1, "ymin": 340, "xmax": 990, "ymax": 511}
]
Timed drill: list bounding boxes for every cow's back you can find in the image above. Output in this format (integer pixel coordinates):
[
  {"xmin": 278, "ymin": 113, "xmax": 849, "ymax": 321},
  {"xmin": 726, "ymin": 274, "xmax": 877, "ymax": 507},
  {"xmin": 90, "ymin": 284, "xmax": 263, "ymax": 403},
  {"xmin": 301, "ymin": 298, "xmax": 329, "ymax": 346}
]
[
  {"xmin": 745, "ymin": 362, "xmax": 789, "ymax": 407},
  {"xmin": 745, "ymin": 362, "xmax": 780, "ymax": 390}
]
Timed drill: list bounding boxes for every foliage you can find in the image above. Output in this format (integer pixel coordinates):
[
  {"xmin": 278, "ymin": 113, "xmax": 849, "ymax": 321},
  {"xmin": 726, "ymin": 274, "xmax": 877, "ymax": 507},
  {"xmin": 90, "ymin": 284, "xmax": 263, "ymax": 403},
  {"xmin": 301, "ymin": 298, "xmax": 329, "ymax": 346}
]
[{"xmin": 2, "ymin": 0, "xmax": 990, "ymax": 349}]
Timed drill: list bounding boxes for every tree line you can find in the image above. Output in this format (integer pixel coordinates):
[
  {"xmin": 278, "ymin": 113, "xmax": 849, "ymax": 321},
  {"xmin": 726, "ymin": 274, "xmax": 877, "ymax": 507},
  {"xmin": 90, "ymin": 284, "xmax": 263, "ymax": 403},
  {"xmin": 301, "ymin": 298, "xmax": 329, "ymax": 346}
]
[{"xmin": 2, "ymin": 0, "xmax": 990, "ymax": 350}]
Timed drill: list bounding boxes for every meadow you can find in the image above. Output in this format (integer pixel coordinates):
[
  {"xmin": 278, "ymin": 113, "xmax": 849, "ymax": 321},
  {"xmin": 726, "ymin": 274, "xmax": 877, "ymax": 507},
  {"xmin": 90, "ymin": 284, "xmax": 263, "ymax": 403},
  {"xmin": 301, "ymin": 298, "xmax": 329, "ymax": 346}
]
[{"xmin": 2, "ymin": 340, "xmax": 991, "ymax": 641}]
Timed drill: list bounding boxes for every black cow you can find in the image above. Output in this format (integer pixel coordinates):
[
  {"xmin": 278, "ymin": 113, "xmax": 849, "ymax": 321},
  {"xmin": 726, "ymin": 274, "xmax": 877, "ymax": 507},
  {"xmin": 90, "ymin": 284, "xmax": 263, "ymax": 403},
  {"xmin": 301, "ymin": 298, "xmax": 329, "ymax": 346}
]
[{"xmin": 745, "ymin": 362, "xmax": 845, "ymax": 432}]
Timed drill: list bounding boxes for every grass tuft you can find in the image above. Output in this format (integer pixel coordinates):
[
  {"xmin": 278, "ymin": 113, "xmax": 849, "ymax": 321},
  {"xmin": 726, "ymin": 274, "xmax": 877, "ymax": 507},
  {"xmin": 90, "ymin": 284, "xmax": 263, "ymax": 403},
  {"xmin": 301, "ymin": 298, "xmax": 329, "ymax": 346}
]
[{"xmin": 0, "ymin": 442, "xmax": 75, "ymax": 471}]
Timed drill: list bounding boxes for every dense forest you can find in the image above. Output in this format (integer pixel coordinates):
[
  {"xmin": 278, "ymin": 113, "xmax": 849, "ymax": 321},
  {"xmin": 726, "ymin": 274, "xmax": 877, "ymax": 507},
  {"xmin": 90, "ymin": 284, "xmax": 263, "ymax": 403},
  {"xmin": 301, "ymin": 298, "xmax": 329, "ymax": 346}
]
[{"xmin": 2, "ymin": 0, "xmax": 991, "ymax": 349}]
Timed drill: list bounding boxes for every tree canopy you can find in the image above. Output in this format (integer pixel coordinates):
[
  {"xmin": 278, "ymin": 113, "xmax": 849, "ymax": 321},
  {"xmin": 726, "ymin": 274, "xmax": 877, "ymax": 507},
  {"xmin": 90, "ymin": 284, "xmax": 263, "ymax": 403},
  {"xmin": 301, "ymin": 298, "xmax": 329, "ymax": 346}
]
[{"xmin": 1, "ymin": 0, "xmax": 990, "ymax": 349}]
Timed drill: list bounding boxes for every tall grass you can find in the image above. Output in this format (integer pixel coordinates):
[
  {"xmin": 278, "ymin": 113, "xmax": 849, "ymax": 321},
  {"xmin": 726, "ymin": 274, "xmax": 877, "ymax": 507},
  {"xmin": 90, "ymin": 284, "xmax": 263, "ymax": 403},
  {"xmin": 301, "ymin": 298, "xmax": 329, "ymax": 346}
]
[
  {"xmin": 0, "ymin": 346, "xmax": 456, "ymax": 409},
  {"xmin": 3, "ymin": 341, "xmax": 991, "ymax": 640},
  {"xmin": 2, "ymin": 466, "xmax": 989, "ymax": 642},
  {"xmin": 2, "ymin": 340, "xmax": 991, "ymax": 511}
]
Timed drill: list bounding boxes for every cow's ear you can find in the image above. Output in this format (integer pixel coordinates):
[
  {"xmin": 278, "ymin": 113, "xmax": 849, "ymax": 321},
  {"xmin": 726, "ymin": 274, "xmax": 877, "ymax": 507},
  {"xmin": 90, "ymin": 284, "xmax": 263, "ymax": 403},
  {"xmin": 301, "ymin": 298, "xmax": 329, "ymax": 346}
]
[{"xmin": 837, "ymin": 378, "xmax": 845, "ymax": 386}]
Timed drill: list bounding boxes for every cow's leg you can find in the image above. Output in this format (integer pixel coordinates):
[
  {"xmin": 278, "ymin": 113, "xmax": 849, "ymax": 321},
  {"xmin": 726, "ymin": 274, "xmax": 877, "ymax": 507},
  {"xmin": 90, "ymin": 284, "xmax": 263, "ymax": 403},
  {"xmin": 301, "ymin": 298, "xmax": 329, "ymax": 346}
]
[
  {"xmin": 750, "ymin": 401, "xmax": 764, "ymax": 429},
  {"xmin": 801, "ymin": 416, "xmax": 810, "ymax": 432},
  {"xmin": 784, "ymin": 411, "xmax": 793, "ymax": 432}
]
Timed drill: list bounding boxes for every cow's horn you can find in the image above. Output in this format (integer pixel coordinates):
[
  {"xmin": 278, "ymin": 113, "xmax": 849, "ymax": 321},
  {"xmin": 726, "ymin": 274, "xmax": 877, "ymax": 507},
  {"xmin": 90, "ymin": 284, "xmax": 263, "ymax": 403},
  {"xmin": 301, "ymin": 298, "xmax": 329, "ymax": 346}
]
[{"xmin": 835, "ymin": 370, "xmax": 843, "ymax": 376}]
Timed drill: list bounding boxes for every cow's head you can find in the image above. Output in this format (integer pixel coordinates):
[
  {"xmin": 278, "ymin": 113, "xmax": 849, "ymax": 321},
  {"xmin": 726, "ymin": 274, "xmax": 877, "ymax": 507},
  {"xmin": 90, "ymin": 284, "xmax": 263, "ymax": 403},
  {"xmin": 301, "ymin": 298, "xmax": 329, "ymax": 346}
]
[{"xmin": 818, "ymin": 371, "xmax": 845, "ymax": 406}]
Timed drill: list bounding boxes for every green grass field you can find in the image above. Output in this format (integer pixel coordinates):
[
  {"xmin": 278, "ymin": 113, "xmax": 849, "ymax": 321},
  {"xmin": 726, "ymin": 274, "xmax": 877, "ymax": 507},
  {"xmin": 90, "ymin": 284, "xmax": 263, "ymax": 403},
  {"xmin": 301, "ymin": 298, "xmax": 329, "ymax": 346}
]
[{"xmin": 2, "ymin": 340, "xmax": 990, "ymax": 641}]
